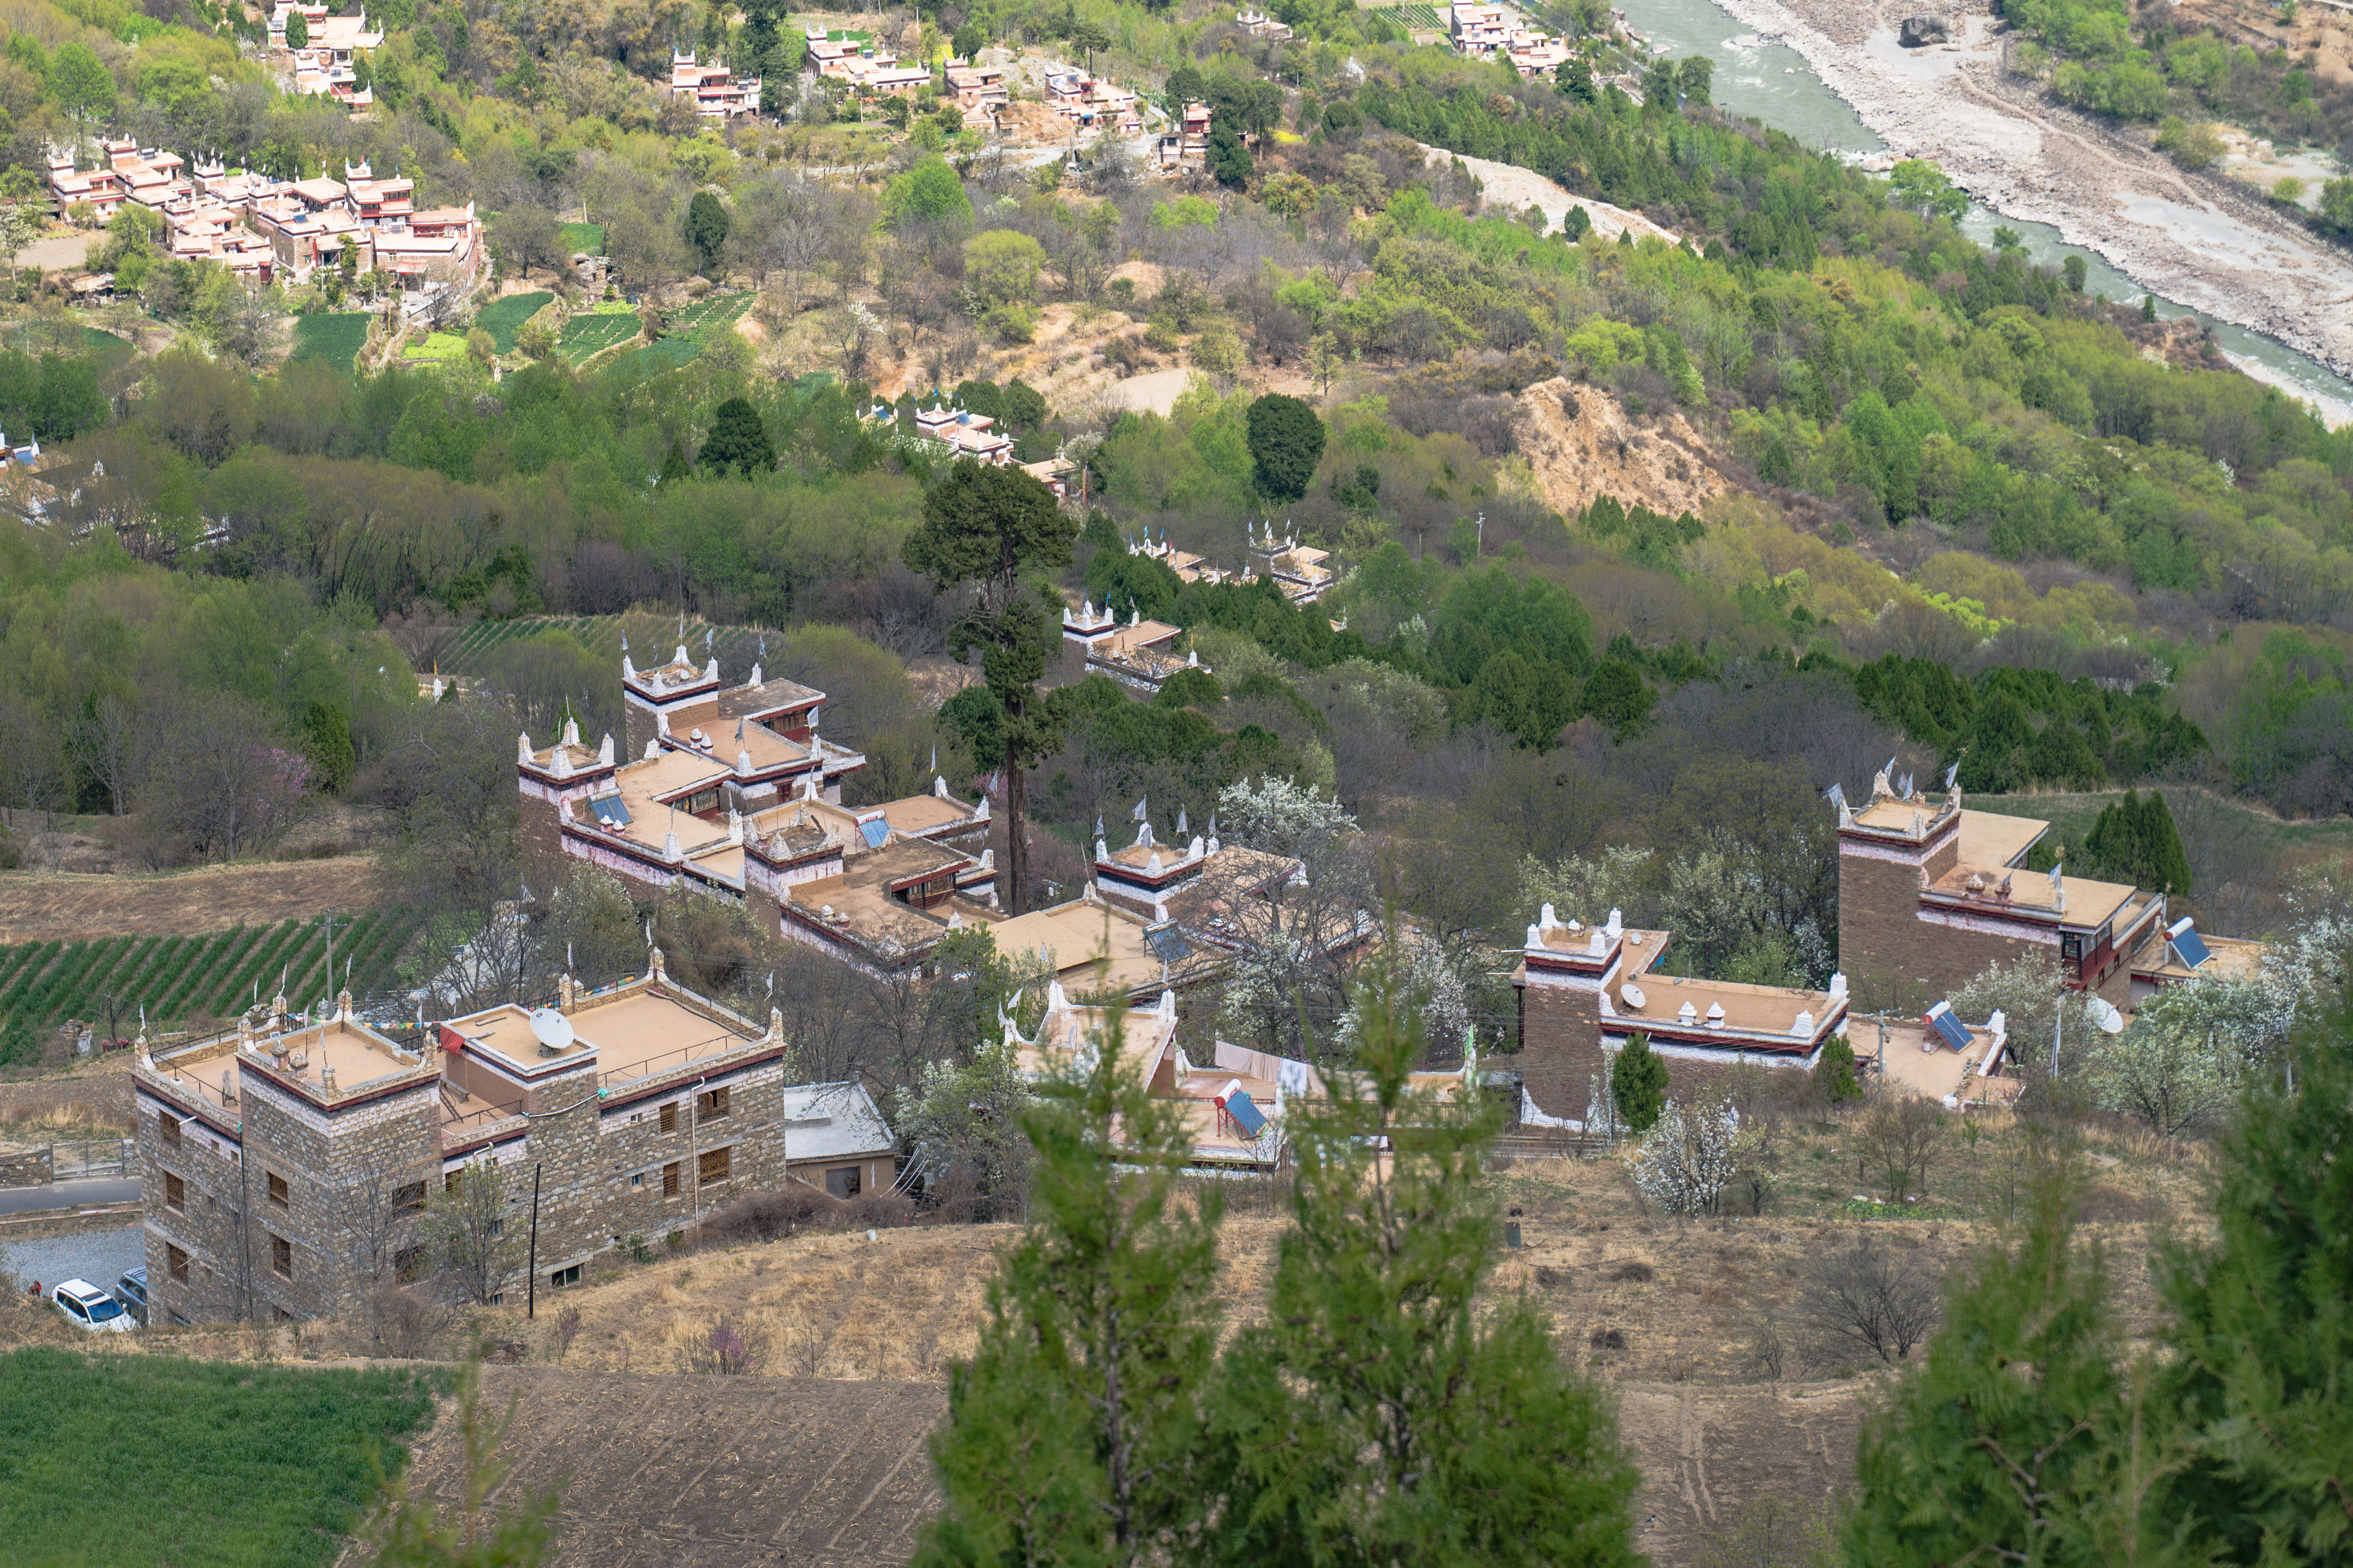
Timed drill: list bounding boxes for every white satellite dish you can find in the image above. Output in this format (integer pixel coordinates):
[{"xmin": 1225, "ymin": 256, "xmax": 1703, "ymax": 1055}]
[
  {"xmin": 529, "ymin": 1007, "xmax": 576, "ymax": 1055},
  {"xmin": 1620, "ymin": 983, "xmax": 1646, "ymax": 1012},
  {"xmin": 2086, "ymin": 997, "xmax": 2125, "ymax": 1035}
]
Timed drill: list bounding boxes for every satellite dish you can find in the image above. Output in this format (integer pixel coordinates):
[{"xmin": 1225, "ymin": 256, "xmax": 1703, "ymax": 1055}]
[
  {"xmin": 1620, "ymin": 983, "xmax": 1646, "ymax": 1012},
  {"xmin": 529, "ymin": 1007, "xmax": 576, "ymax": 1055},
  {"xmin": 2086, "ymin": 997, "xmax": 2125, "ymax": 1035}
]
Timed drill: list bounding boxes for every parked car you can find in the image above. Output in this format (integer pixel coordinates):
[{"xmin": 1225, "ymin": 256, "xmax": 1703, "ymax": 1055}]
[
  {"xmin": 52, "ymin": 1278, "xmax": 135, "ymax": 1333},
  {"xmin": 116, "ymin": 1267, "xmax": 148, "ymax": 1325}
]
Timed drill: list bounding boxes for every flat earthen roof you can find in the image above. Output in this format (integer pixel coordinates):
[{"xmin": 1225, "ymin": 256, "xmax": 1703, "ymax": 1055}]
[
  {"xmin": 1617, "ymin": 973, "xmax": 1834, "ymax": 1036},
  {"xmin": 988, "ymin": 898, "xmax": 1159, "ymax": 992},
  {"xmin": 1957, "ymin": 809, "xmax": 2047, "ymax": 870}
]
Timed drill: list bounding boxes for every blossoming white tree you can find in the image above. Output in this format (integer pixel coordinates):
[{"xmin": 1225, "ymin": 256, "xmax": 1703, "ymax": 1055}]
[{"xmin": 1630, "ymin": 1091, "xmax": 1753, "ymax": 1217}]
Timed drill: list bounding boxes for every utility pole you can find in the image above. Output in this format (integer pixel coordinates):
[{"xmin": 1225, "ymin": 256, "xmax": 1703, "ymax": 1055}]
[
  {"xmin": 525, "ymin": 1162, "xmax": 542, "ymax": 1320},
  {"xmin": 312, "ymin": 911, "xmax": 348, "ymax": 1011}
]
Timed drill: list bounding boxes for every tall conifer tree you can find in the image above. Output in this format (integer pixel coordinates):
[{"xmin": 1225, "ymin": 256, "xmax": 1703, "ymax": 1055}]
[
  {"xmin": 1204, "ymin": 947, "xmax": 1642, "ymax": 1567},
  {"xmin": 917, "ymin": 998, "xmax": 1224, "ymax": 1567},
  {"xmin": 2157, "ymin": 1014, "xmax": 2353, "ymax": 1565}
]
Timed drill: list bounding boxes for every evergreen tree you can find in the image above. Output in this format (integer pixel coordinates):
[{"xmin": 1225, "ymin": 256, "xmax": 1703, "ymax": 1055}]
[
  {"xmin": 1205, "ymin": 947, "xmax": 1643, "ymax": 1567},
  {"xmin": 915, "ymin": 1001, "xmax": 1225, "ymax": 1567},
  {"xmin": 686, "ymin": 191, "xmax": 731, "ymax": 279},
  {"xmin": 1843, "ymin": 1126, "xmax": 2198, "ymax": 1566},
  {"xmin": 1208, "ymin": 115, "xmax": 1253, "ymax": 187},
  {"xmin": 698, "ymin": 396, "xmax": 774, "ymax": 478},
  {"xmin": 1002, "ymin": 377, "xmax": 1047, "ymax": 433},
  {"xmin": 302, "ymin": 702, "xmax": 356, "ymax": 792},
  {"xmin": 1243, "ymin": 393, "xmax": 1325, "ymax": 502},
  {"xmin": 1811, "ymin": 1032, "xmax": 1865, "ymax": 1105},
  {"xmin": 902, "ymin": 461, "xmax": 1076, "ymax": 914},
  {"xmin": 1611, "ymin": 1031, "xmax": 1668, "ymax": 1133},
  {"xmin": 1581, "ymin": 659, "xmax": 1653, "ymax": 740},
  {"xmin": 2082, "ymin": 790, "xmax": 2192, "ymax": 896},
  {"xmin": 657, "ymin": 437, "xmax": 692, "ymax": 487},
  {"xmin": 2156, "ymin": 1015, "xmax": 2353, "ymax": 1566}
]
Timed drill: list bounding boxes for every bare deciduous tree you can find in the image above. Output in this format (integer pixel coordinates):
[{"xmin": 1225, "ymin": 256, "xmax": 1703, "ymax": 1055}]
[
  {"xmin": 139, "ymin": 690, "xmax": 313, "ymax": 862},
  {"xmin": 1853, "ymin": 1095, "xmax": 1944, "ymax": 1205},
  {"xmin": 1800, "ymin": 1233, "xmax": 1941, "ymax": 1365},
  {"xmin": 65, "ymin": 692, "xmax": 142, "ymax": 816},
  {"xmin": 0, "ymin": 690, "xmax": 72, "ymax": 833},
  {"xmin": 420, "ymin": 1157, "xmax": 525, "ymax": 1306}
]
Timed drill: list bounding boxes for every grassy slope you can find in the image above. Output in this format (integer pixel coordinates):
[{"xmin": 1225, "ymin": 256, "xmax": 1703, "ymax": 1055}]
[
  {"xmin": 0, "ymin": 1349, "xmax": 439, "ymax": 1568},
  {"xmin": 288, "ymin": 314, "xmax": 369, "ymax": 372},
  {"xmin": 1967, "ymin": 788, "xmax": 2353, "ymax": 858}
]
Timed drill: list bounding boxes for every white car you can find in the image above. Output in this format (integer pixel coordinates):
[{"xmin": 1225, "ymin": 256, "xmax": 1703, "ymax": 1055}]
[{"xmin": 52, "ymin": 1277, "xmax": 136, "ymax": 1333}]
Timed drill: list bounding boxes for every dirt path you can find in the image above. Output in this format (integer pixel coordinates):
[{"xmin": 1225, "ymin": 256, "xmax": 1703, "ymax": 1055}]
[
  {"xmin": 1704, "ymin": 0, "xmax": 2353, "ymax": 389},
  {"xmin": 374, "ymin": 1361, "xmax": 1864, "ymax": 1567},
  {"xmin": 1435, "ymin": 147, "xmax": 1685, "ymax": 243},
  {"xmin": 14, "ymin": 234, "xmax": 91, "ymax": 272},
  {"xmin": 0, "ymin": 854, "xmax": 380, "ymax": 943}
]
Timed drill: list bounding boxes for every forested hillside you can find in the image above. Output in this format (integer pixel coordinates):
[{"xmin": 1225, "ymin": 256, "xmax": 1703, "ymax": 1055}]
[{"xmin": 0, "ymin": 0, "xmax": 2342, "ymax": 1045}]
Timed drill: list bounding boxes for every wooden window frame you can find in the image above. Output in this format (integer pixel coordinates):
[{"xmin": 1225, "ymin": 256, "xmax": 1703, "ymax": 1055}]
[
  {"xmin": 167, "ymin": 1244, "xmax": 189, "ymax": 1284},
  {"xmin": 393, "ymin": 1180, "xmax": 426, "ymax": 1215},
  {"xmin": 697, "ymin": 1086, "xmax": 729, "ymax": 1122},
  {"xmin": 164, "ymin": 1172, "xmax": 185, "ymax": 1212},
  {"xmin": 698, "ymin": 1145, "xmax": 731, "ymax": 1185},
  {"xmin": 267, "ymin": 1171, "xmax": 288, "ymax": 1210},
  {"xmin": 159, "ymin": 1112, "xmax": 181, "ymax": 1149},
  {"xmin": 662, "ymin": 1161, "xmax": 681, "ymax": 1197},
  {"xmin": 660, "ymin": 1103, "xmax": 677, "ymax": 1134},
  {"xmin": 271, "ymin": 1233, "xmax": 292, "ymax": 1280}
]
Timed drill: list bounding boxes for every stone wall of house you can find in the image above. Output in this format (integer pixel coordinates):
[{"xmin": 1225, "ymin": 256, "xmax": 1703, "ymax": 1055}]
[
  {"xmin": 1837, "ymin": 849, "xmax": 2046, "ymax": 1009},
  {"xmin": 235, "ymin": 1069, "xmax": 443, "ymax": 1323},
  {"xmin": 1517, "ymin": 977, "xmax": 1603, "ymax": 1124},
  {"xmin": 140, "ymin": 1028, "xmax": 845, "ymax": 1321},
  {"xmin": 139, "ymin": 1077, "xmax": 263, "ymax": 1326}
]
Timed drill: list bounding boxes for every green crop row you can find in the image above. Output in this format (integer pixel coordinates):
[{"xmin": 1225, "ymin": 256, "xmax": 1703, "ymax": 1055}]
[{"xmin": 0, "ymin": 913, "xmax": 422, "ymax": 1034}]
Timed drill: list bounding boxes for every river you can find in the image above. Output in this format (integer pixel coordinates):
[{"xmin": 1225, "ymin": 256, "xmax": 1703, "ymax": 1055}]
[{"xmin": 1615, "ymin": 0, "xmax": 2353, "ymax": 426}]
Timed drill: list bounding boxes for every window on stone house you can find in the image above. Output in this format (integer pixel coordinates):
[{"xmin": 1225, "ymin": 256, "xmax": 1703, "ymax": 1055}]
[
  {"xmin": 826, "ymin": 1165, "xmax": 862, "ymax": 1199},
  {"xmin": 446, "ymin": 1169, "xmax": 463, "ymax": 1193},
  {"xmin": 271, "ymin": 1234, "xmax": 292, "ymax": 1279},
  {"xmin": 165, "ymin": 1173, "xmax": 185, "ymax": 1212},
  {"xmin": 159, "ymin": 1112, "xmax": 180, "ymax": 1149},
  {"xmin": 393, "ymin": 1180, "xmax": 426, "ymax": 1214},
  {"xmin": 394, "ymin": 1245, "xmax": 427, "ymax": 1281},
  {"xmin": 699, "ymin": 1146, "xmax": 731, "ymax": 1184},
  {"xmin": 550, "ymin": 1264, "xmax": 581, "ymax": 1288},
  {"xmin": 662, "ymin": 1161, "xmax": 681, "ymax": 1197},
  {"xmin": 698, "ymin": 1086, "xmax": 729, "ymax": 1121},
  {"xmin": 660, "ymin": 1103, "xmax": 677, "ymax": 1133},
  {"xmin": 267, "ymin": 1172, "xmax": 288, "ymax": 1209},
  {"xmin": 167, "ymin": 1244, "xmax": 189, "ymax": 1284}
]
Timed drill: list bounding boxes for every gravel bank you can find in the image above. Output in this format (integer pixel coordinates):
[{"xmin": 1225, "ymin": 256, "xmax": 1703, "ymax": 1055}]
[
  {"xmin": 1697, "ymin": 0, "xmax": 2353, "ymax": 386},
  {"xmin": 2, "ymin": 1222, "xmax": 145, "ymax": 1298}
]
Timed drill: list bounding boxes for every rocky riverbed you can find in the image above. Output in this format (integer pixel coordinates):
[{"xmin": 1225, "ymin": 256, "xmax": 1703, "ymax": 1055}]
[{"xmin": 1697, "ymin": 0, "xmax": 2353, "ymax": 388}]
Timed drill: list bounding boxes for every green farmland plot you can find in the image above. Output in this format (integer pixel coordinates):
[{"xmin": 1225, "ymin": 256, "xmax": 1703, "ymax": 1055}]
[
  {"xmin": 668, "ymin": 291, "xmax": 752, "ymax": 337},
  {"xmin": 426, "ymin": 614, "xmax": 769, "ymax": 683},
  {"xmin": 477, "ymin": 289, "xmax": 553, "ymax": 353},
  {"xmin": 289, "ymin": 313, "xmax": 371, "ymax": 371},
  {"xmin": 0, "ymin": 910, "xmax": 425, "ymax": 1033},
  {"xmin": 558, "ymin": 221, "xmax": 605, "ymax": 255},
  {"xmin": 0, "ymin": 1349, "xmax": 440, "ymax": 1568},
  {"xmin": 559, "ymin": 309, "xmax": 641, "ymax": 364}
]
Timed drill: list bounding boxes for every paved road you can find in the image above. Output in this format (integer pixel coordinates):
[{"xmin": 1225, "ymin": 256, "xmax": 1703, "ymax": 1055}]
[{"xmin": 0, "ymin": 1179, "xmax": 138, "ymax": 1216}]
